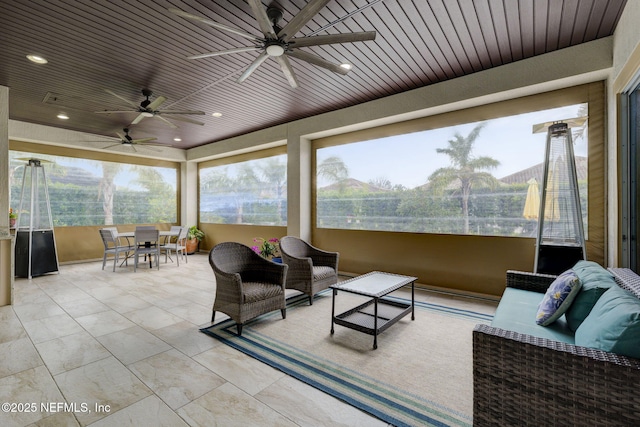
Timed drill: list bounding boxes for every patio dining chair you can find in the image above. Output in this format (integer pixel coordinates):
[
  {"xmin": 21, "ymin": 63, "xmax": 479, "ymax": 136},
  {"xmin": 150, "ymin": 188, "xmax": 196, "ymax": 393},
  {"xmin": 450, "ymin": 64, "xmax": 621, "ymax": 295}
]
[
  {"xmin": 99, "ymin": 228, "xmax": 132, "ymax": 272},
  {"xmin": 209, "ymin": 242, "xmax": 288, "ymax": 335},
  {"xmin": 279, "ymin": 236, "xmax": 339, "ymax": 305},
  {"xmin": 134, "ymin": 227, "xmax": 160, "ymax": 272},
  {"xmin": 160, "ymin": 226, "xmax": 188, "ymax": 266}
]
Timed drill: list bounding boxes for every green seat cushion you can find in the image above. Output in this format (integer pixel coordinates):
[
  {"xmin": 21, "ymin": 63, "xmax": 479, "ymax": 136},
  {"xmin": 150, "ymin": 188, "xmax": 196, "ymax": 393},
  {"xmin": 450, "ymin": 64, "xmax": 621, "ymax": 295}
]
[
  {"xmin": 565, "ymin": 261, "xmax": 616, "ymax": 332},
  {"xmin": 492, "ymin": 288, "xmax": 575, "ymax": 344},
  {"xmin": 575, "ymin": 285, "xmax": 640, "ymax": 359},
  {"xmin": 535, "ymin": 270, "xmax": 581, "ymax": 326}
]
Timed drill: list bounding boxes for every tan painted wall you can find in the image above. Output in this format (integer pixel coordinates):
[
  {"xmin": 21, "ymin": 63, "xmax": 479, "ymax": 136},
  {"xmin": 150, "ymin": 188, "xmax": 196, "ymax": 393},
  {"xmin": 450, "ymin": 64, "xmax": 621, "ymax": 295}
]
[{"xmin": 314, "ymin": 229, "xmax": 533, "ymax": 296}]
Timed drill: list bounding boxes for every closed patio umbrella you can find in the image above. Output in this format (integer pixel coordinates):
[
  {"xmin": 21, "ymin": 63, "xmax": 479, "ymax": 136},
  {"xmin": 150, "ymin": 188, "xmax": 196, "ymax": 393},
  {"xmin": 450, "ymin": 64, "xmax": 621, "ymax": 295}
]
[{"xmin": 523, "ymin": 177, "xmax": 540, "ymax": 220}]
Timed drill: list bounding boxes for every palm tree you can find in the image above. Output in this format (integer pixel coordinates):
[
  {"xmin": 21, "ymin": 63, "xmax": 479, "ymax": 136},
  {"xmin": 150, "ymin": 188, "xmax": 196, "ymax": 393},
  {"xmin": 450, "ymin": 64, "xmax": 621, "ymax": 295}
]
[
  {"xmin": 428, "ymin": 122, "xmax": 500, "ymax": 234},
  {"xmin": 98, "ymin": 162, "xmax": 122, "ymax": 226},
  {"xmin": 317, "ymin": 156, "xmax": 349, "ymax": 191}
]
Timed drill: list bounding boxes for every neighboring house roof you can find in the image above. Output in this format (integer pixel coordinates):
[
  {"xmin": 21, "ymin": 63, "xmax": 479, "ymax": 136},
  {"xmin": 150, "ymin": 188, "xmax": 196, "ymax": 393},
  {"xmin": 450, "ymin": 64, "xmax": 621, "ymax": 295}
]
[
  {"xmin": 319, "ymin": 178, "xmax": 388, "ymax": 192},
  {"xmin": 499, "ymin": 156, "xmax": 587, "ymax": 185}
]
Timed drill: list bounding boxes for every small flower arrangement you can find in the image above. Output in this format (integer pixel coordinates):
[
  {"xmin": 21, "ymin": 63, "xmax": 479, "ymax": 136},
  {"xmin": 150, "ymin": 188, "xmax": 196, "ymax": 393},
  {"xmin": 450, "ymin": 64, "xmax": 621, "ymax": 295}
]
[
  {"xmin": 9, "ymin": 208, "xmax": 17, "ymax": 219},
  {"xmin": 252, "ymin": 237, "xmax": 280, "ymax": 259}
]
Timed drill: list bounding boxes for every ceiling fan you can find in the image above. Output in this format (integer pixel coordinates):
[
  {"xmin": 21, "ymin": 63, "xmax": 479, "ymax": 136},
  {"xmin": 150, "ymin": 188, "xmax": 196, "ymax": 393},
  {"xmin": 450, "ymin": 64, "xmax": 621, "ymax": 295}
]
[
  {"xmin": 95, "ymin": 89, "xmax": 206, "ymax": 128},
  {"xmin": 95, "ymin": 128, "xmax": 169, "ymax": 152},
  {"xmin": 169, "ymin": 0, "xmax": 376, "ymax": 88}
]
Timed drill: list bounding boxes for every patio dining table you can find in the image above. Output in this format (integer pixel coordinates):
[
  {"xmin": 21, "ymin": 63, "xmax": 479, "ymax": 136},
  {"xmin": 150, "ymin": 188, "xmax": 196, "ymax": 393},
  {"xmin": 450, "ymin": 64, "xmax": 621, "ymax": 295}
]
[{"xmin": 116, "ymin": 229, "xmax": 180, "ymax": 268}]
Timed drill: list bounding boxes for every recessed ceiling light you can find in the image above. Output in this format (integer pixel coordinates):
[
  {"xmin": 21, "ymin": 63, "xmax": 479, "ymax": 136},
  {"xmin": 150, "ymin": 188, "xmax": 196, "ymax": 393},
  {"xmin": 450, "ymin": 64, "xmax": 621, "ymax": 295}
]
[
  {"xmin": 26, "ymin": 54, "xmax": 48, "ymax": 64},
  {"xmin": 57, "ymin": 113, "xmax": 69, "ymax": 120},
  {"xmin": 340, "ymin": 63, "xmax": 352, "ymax": 70},
  {"xmin": 212, "ymin": 112, "xmax": 223, "ymax": 118},
  {"xmin": 173, "ymin": 137, "xmax": 182, "ymax": 142}
]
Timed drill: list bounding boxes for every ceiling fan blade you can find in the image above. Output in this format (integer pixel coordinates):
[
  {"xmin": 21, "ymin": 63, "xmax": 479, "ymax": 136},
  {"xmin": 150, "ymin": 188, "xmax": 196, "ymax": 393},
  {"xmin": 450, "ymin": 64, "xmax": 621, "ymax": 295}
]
[
  {"xmin": 157, "ymin": 110, "xmax": 205, "ymax": 115},
  {"xmin": 104, "ymin": 89, "xmax": 138, "ymax": 108},
  {"xmin": 188, "ymin": 46, "xmax": 261, "ymax": 60},
  {"xmin": 131, "ymin": 137, "xmax": 157, "ymax": 144},
  {"xmin": 169, "ymin": 8, "xmax": 261, "ymax": 42},
  {"xmin": 247, "ymin": 0, "xmax": 277, "ymax": 39},
  {"xmin": 277, "ymin": 0, "xmax": 332, "ymax": 42},
  {"xmin": 237, "ymin": 52, "xmax": 270, "ymax": 83},
  {"xmin": 275, "ymin": 55, "xmax": 299, "ymax": 88},
  {"xmin": 147, "ymin": 95, "xmax": 167, "ymax": 111},
  {"xmin": 131, "ymin": 113, "xmax": 147, "ymax": 125},
  {"xmin": 115, "ymin": 132, "xmax": 126, "ymax": 140},
  {"xmin": 289, "ymin": 31, "xmax": 376, "ymax": 48},
  {"xmin": 287, "ymin": 50, "xmax": 350, "ymax": 75},
  {"xmin": 163, "ymin": 115, "xmax": 205, "ymax": 126},
  {"xmin": 154, "ymin": 115, "xmax": 179, "ymax": 129},
  {"xmin": 102, "ymin": 143, "xmax": 122, "ymax": 150},
  {"xmin": 94, "ymin": 110, "xmax": 136, "ymax": 114}
]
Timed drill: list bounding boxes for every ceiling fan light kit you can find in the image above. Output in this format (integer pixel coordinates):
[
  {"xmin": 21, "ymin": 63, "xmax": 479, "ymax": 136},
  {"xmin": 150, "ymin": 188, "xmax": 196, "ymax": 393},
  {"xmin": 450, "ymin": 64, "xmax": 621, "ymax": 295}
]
[{"xmin": 169, "ymin": 0, "xmax": 376, "ymax": 88}]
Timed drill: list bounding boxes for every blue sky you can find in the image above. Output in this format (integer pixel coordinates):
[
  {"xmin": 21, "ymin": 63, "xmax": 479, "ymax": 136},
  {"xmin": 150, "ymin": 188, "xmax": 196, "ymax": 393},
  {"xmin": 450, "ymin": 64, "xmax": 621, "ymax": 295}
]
[{"xmin": 317, "ymin": 104, "xmax": 587, "ymax": 189}]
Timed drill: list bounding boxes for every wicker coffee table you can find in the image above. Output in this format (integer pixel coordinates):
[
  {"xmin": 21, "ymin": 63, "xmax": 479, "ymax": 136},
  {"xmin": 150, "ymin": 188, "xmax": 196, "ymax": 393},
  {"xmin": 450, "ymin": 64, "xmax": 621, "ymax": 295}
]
[{"xmin": 330, "ymin": 271, "xmax": 417, "ymax": 349}]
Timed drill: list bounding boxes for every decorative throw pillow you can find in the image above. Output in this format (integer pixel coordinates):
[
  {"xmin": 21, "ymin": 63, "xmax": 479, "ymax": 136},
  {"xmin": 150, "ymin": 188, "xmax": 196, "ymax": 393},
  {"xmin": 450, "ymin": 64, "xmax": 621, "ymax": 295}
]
[
  {"xmin": 575, "ymin": 285, "xmax": 640, "ymax": 359},
  {"xmin": 535, "ymin": 270, "xmax": 582, "ymax": 326},
  {"xmin": 565, "ymin": 261, "xmax": 616, "ymax": 331}
]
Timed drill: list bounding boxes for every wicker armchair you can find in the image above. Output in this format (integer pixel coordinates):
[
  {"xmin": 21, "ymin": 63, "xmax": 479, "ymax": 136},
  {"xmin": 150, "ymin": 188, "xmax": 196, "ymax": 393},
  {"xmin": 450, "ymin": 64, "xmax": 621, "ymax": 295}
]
[
  {"xmin": 209, "ymin": 242, "xmax": 288, "ymax": 335},
  {"xmin": 279, "ymin": 236, "xmax": 339, "ymax": 305},
  {"xmin": 473, "ymin": 269, "xmax": 640, "ymax": 426}
]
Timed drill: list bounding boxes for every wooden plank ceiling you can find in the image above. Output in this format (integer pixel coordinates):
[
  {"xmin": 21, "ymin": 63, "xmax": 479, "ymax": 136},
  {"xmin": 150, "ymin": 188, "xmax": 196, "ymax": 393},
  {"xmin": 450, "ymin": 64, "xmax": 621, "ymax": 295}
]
[{"xmin": 0, "ymin": 0, "xmax": 627, "ymax": 149}]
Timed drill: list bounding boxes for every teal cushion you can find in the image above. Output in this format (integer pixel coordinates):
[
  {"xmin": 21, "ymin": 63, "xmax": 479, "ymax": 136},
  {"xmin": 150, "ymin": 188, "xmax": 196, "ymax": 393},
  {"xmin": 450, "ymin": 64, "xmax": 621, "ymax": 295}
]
[
  {"xmin": 535, "ymin": 270, "xmax": 581, "ymax": 326},
  {"xmin": 565, "ymin": 261, "xmax": 616, "ymax": 331},
  {"xmin": 575, "ymin": 285, "xmax": 640, "ymax": 359},
  {"xmin": 492, "ymin": 288, "xmax": 575, "ymax": 344}
]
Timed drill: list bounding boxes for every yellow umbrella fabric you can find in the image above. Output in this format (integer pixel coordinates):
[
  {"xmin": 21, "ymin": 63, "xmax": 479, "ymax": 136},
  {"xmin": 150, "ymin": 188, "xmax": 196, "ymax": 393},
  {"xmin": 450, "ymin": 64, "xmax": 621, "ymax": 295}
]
[
  {"xmin": 523, "ymin": 178, "xmax": 540, "ymax": 220},
  {"xmin": 543, "ymin": 158, "xmax": 562, "ymax": 221}
]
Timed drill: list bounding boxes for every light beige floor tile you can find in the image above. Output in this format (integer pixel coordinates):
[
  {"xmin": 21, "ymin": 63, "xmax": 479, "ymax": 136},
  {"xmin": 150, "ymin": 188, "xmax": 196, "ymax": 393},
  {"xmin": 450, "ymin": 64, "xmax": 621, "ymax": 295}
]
[
  {"xmin": 22, "ymin": 313, "xmax": 84, "ymax": 344},
  {"xmin": 83, "ymin": 285, "xmax": 130, "ymax": 302},
  {"xmin": 166, "ymin": 303, "xmax": 212, "ymax": 326},
  {"xmin": 13, "ymin": 300, "xmax": 65, "ymax": 323},
  {"xmin": 129, "ymin": 349, "xmax": 225, "ymax": 410},
  {"xmin": 193, "ymin": 344, "xmax": 285, "ymax": 396},
  {"xmin": 0, "ymin": 365, "xmax": 64, "ymax": 427},
  {"xmin": 12, "ymin": 285, "xmax": 51, "ymax": 306},
  {"xmin": 27, "ymin": 411, "xmax": 80, "ymax": 427},
  {"xmin": 178, "ymin": 382, "xmax": 298, "ymax": 427},
  {"xmin": 75, "ymin": 310, "xmax": 136, "ymax": 337},
  {"xmin": 56, "ymin": 297, "xmax": 111, "ymax": 318},
  {"xmin": 150, "ymin": 321, "xmax": 219, "ymax": 357},
  {"xmin": 96, "ymin": 326, "xmax": 172, "ymax": 365},
  {"xmin": 35, "ymin": 331, "xmax": 110, "ymax": 375},
  {"xmin": 86, "ymin": 395, "xmax": 188, "ymax": 427},
  {"xmin": 0, "ymin": 337, "xmax": 43, "ymax": 378},
  {"xmin": 101, "ymin": 294, "xmax": 152, "ymax": 314},
  {"xmin": 45, "ymin": 287, "xmax": 91, "ymax": 305},
  {"xmin": 257, "ymin": 375, "xmax": 388, "ymax": 427},
  {"xmin": 0, "ymin": 307, "xmax": 27, "ymax": 344},
  {"xmin": 54, "ymin": 357, "xmax": 151, "ymax": 426},
  {"xmin": 121, "ymin": 306, "xmax": 184, "ymax": 331}
]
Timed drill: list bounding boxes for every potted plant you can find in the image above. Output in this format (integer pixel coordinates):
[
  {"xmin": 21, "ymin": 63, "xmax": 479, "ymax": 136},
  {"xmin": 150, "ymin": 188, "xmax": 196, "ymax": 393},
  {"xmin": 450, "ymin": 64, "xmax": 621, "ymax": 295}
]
[
  {"xmin": 251, "ymin": 237, "xmax": 282, "ymax": 263},
  {"xmin": 186, "ymin": 226, "xmax": 204, "ymax": 254},
  {"xmin": 9, "ymin": 208, "xmax": 17, "ymax": 228}
]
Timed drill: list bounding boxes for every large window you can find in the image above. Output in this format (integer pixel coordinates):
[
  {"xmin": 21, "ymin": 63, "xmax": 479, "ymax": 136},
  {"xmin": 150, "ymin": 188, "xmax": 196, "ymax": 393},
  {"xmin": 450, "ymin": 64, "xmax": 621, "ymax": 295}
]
[
  {"xmin": 9, "ymin": 150, "xmax": 177, "ymax": 226},
  {"xmin": 200, "ymin": 153, "xmax": 287, "ymax": 225},
  {"xmin": 316, "ymin": 104, "xmax": 588, "ymax": 237}
]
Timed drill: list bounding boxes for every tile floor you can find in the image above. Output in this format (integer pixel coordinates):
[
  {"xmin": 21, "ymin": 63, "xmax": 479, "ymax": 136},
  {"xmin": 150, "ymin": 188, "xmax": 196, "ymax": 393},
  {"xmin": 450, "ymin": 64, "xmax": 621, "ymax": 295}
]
[{"xmin": 0, "ymin": 253, "xmax": 497, "ymax": 427}]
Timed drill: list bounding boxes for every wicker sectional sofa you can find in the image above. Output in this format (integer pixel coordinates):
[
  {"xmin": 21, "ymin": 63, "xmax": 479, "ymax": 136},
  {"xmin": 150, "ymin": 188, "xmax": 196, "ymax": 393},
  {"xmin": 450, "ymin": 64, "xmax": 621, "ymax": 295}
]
[{"xmin": 473, "ymin": 267, "xmax": 640, "ymax": 426}]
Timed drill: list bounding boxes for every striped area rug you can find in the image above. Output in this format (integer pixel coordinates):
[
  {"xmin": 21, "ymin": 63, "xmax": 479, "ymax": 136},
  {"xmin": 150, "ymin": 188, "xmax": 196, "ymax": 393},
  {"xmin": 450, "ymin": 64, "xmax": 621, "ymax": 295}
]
[{"xmin": 201, "ymin": 289, "xmax": 493, "ymax": 427}]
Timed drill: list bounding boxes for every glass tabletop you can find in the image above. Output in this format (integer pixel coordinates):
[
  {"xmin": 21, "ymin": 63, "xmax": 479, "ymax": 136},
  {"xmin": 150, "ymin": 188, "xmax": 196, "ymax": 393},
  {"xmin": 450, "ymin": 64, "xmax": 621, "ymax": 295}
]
[{"xmin": 331, "ymin": 271, "xmax": 417, "ymax": 297}]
